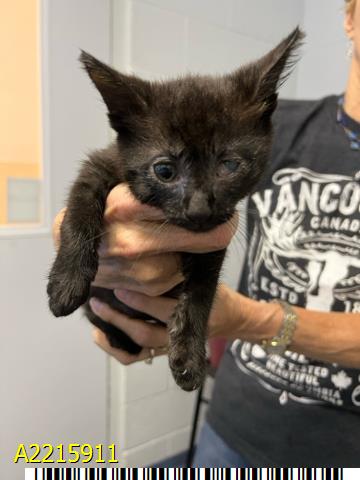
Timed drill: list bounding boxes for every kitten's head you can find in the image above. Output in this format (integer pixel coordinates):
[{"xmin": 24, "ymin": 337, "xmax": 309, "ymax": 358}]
[{"xmin": 80, "ymin": 28, "xmax": 303, "ymax": 232}]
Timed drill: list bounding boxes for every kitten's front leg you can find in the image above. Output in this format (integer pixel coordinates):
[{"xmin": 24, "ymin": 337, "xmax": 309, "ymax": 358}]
[
  {"xmin": 168, "ymin": 250, "xmax": 226, "ymax": 391},
  {"xmin": 47, "ymin": 152, "xmax": 120, "ymax": 317}
]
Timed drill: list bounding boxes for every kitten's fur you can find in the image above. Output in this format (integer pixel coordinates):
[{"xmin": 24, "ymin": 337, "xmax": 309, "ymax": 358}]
[{"xmin": 47, "ymin": 28, "xmax": 303, "ymax": 391}]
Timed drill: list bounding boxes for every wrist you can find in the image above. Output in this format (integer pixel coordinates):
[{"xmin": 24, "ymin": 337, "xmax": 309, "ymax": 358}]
[
  {"xmin": 209, "ymin": 286, "xmax": 284, "ymax": 343},
  {"xmin": 231, "ymin": 294, "xmax": 283, "ymax": 343}
]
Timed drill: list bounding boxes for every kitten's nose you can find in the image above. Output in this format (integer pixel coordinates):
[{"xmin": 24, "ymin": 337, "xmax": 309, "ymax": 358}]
[{"xmin": 186, "ymin": 191, "xmax": 212, "ymax": 222}]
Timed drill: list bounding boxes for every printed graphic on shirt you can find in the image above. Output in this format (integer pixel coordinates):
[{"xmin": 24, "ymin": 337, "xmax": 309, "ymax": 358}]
[{"xmin": 232, "ymin": 167, "xmax": 360, "ymax": 409}]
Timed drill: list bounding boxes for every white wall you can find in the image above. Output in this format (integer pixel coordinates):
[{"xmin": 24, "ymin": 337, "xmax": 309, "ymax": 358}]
[
  {"xmin": 1, "ymin": 2, "xmax": 111, "ymax": 478},
  {"xmin": 297, "ymin": 0, "xmax": 350, "ymax": 99},
  {"xmin": 110, "ymin": 0, "xmax": 304, "ymax": 467}
]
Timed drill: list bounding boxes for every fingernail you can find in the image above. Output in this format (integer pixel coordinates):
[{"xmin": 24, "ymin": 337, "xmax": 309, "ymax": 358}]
[
  {"xmin": 92, "ymin": 327, "xmax": 101, "ymax": 342},
  {"xmin": 89, "ymin": 297, "xmax": 103, "ymax": 313},
  {"xmin": 114, "ymin": 289, "xmax": 129, "ymax": 301}
]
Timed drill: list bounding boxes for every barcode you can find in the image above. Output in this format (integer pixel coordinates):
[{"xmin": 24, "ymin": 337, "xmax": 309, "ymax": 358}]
[{"xmin": 24, "ymin": 468, "xmax": 360, "ymax": 480}]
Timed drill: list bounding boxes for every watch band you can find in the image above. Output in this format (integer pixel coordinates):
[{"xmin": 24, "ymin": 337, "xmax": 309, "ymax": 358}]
[{"xmin": 261, "ymin": 300, "xmax": 298, "ymax": 355}]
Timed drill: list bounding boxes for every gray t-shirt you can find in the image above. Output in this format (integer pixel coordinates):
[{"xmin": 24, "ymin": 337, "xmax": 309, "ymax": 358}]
[{"xmin": 207, "ymin": 96, "xmax": 360, "ymax": 467}]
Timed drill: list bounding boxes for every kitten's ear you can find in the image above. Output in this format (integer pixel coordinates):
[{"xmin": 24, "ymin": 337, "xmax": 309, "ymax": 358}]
[
  {"xmin": 79, "ymin": 51, "xmax": 151, "ymax": 133},
  {"xmin": 255, "ymin": 27, "xmax": 304, "ymax": 99},
  {"xmin": 231, "ymin": 27, "xmax": 304, "ymax": 118}
]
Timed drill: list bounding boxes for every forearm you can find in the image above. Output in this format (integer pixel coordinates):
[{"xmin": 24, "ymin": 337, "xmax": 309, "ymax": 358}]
[{"xmin": 227, "ymin": 290, "xmax": 360, "ymax": 369}]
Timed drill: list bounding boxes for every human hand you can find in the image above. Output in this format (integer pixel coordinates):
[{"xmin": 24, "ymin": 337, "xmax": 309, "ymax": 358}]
[
  {"xmin": 101, "ymin": 184, "xmax": 237, "ymax": 256},
  {"xmin": 90, "ymin": 283, "xmax": 239, "ymax": 365},
  {"xmin": 52, "ymin": 183, "xmax": 239, "ymax": 364},
  {"xmin": 52, "ymin": 185, "xmax": 237, "ymax": 296},
  {"xmin": 96, "ymin": 184, "xmax": 237, "ymax": 293},
  {"xmin": 51, "ymin": 195, "xmax": 183, "ymax": 297}
]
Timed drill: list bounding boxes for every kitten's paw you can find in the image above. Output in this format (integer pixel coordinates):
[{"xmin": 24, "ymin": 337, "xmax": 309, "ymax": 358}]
[
  {"xmin": 172, "ymin": 367, "xmax": 205, "ymax": 392},
  {"xmin": 47, "ymin": 271, "xmax": 90, "ymax": 317},
  {"xmin": 169, "ymin": 350, "xmax": 207, "ymax": 391}
]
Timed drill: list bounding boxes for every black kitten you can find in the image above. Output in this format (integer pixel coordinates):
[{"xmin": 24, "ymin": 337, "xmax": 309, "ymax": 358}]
[{"xmin": 47, "ymin": 28, "xmax": 303, "ymax": 391}]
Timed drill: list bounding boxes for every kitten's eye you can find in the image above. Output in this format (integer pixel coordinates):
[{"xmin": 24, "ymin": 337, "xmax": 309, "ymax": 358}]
[
  {"xmin": 219, "ymin": 160, "xmax": 240, "ymax": 175},
  {"xmin": 153, "ymin": 162, "xmax": 177, "ymax": 182}
]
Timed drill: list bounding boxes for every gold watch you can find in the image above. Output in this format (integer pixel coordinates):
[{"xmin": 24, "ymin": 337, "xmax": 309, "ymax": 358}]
[{"xmin": 261, "ymin": 300, "xmax": 298, "ymax": 355}]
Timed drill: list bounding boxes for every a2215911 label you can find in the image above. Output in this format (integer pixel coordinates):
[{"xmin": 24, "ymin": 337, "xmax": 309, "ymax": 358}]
[{"xmin": 13, "ymin": 444, "xmax": 119, "ymax": 464}]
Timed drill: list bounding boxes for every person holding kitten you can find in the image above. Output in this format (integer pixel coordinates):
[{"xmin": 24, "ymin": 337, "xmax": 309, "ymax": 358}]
[{"xmin": 53, "ymin": 0, "xmax": 360, "ymax": 467}]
